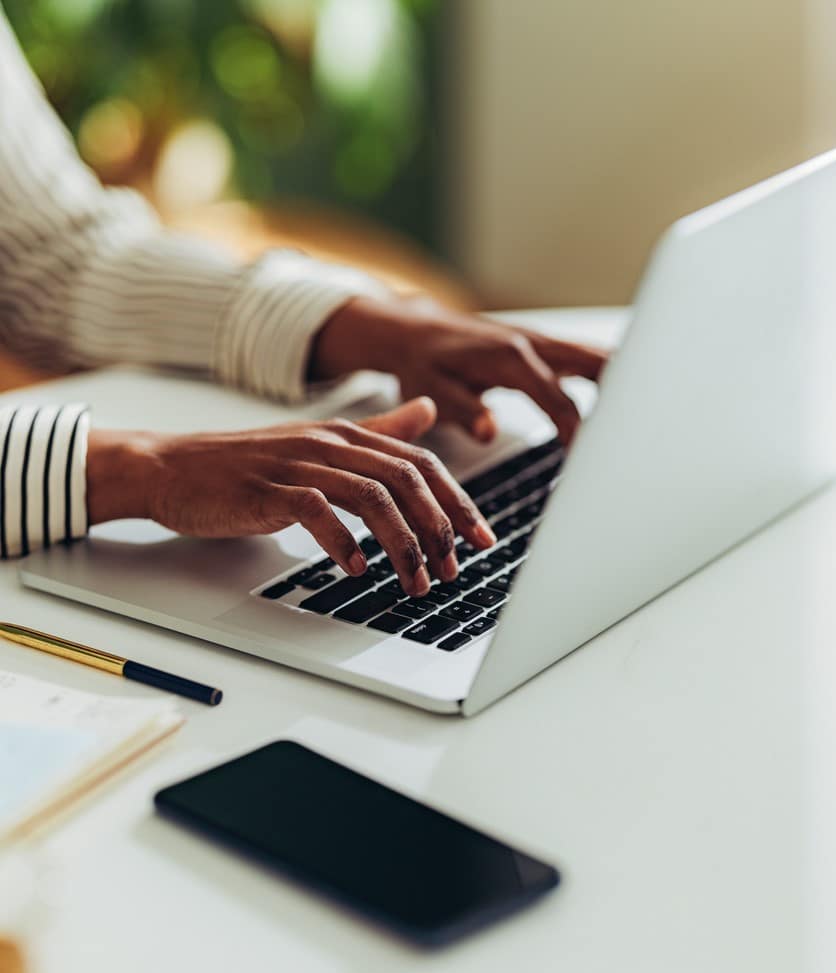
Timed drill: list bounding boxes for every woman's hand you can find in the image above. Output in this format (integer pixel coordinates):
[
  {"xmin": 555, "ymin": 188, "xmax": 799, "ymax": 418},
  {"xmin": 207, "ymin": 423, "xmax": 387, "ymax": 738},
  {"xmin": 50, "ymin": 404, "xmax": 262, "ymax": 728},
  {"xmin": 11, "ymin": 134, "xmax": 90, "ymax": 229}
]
[
  {"xmin": 311, "ymin": 295, "xmax": 608, "ymax": 444},
  {"xmin": 86, "ymin": 398, "xmax": 495, "ymax": 598}
]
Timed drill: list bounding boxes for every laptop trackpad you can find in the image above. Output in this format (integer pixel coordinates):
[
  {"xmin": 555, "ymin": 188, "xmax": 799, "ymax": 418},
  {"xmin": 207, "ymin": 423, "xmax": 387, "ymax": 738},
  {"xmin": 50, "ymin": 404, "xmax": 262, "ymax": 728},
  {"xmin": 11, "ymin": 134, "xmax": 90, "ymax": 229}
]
[{"xmin": 213, "ymin": 598, "xmax": 379, "ymax": 661}]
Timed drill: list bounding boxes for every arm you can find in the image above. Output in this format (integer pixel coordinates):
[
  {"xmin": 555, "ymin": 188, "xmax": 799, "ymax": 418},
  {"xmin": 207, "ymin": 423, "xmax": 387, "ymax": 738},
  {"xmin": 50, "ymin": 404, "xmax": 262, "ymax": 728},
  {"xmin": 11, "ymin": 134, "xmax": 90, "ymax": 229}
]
[
  {"xmin": 85, "ymin": 399, "xmax": 495, "ymax": 597},
  {"xmin": 0, "ymin": 8, "xmax": 607, "ymax": 566},
  {"xmin": 0, "ymin": 9, "xmax": 385, "ymax": 400},
  {"xmin": 0, "ymin": 8, "xmax": 380, "ymax": 561}
]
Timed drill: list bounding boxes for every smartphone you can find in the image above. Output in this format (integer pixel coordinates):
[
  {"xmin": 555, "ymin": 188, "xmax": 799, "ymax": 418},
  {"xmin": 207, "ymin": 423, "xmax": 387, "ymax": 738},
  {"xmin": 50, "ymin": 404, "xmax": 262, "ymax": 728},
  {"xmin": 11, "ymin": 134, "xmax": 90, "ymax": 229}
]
[{"xmin": 154, "ymin": 741, "xmax": 559, "ymax": 947}]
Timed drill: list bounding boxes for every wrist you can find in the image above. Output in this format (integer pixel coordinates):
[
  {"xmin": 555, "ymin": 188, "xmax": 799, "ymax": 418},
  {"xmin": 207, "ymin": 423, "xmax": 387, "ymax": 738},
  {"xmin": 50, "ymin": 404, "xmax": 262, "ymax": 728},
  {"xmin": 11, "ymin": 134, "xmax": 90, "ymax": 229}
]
[
  {"xmin": 308, "ymin": 296, "xmax": 408, "ymax": 381},
  {"xmin": 86, "ymin": 429, "xmax": 164, "ymax": 525}
]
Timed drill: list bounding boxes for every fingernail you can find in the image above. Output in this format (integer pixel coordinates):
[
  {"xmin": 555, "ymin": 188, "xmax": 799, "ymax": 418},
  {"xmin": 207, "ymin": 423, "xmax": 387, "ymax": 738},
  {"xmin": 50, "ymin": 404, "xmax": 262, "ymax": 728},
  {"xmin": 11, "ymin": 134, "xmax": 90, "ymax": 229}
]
[
  {"xmin": 473, "ymin": 414, "xmax": 495, "ymax": 442},
  {"xmin": 474, "ymin": 519, "xmax": 497, "ymax": 547},
  {"xmin": 348, "ymin": 552, "xmax": 367, "ymax": 576},
  {"xmin": 412, "ymin": 565, "xmax": 431, "ymax": 596},
  {"xmin": 441, "ymin": 552, "xmax": 459, "ymax": 582}
]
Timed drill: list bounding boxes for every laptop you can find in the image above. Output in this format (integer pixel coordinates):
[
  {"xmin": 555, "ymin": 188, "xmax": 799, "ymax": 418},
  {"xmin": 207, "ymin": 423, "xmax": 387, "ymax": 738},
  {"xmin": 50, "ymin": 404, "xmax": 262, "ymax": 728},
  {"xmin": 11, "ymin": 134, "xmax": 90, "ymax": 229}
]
[{"xmin": 20, "ymin": 150, "xmax": 836, "ymax": 716}]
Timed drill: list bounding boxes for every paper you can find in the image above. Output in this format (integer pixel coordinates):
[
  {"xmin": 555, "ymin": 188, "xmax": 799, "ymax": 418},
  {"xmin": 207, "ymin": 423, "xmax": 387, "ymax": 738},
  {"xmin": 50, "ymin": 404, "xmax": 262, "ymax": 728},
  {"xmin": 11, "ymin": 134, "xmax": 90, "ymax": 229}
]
[
  {"xmin": 0, "ymin": 723, "xmax": 93, "ymax": 824},
  {"xmin": 0, "ymin": 669, "xmax": 183, "ymax": 843}
]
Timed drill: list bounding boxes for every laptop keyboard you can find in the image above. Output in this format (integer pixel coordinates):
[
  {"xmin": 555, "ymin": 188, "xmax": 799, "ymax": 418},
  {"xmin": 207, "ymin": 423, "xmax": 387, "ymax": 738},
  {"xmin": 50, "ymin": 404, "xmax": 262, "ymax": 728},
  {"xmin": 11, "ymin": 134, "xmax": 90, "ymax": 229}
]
[{"xmin": 258, "ymin": 438, "xmax": 564, "ymax": 652}]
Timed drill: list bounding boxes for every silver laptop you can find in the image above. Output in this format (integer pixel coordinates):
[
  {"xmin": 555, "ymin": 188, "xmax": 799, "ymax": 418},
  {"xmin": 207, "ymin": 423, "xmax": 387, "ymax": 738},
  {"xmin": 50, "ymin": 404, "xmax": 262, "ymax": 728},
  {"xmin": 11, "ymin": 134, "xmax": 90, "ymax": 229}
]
[{"xmin": 20, "ymin": 150, "xmax": 836, "ymax": 716}]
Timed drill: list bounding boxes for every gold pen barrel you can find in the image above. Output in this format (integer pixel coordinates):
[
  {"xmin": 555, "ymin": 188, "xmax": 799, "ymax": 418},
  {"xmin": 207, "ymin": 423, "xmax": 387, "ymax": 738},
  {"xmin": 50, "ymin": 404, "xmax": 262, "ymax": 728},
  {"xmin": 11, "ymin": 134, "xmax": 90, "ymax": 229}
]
[{"xmin": 0, "ymin": 623, "xmax": 126, "ymax": 676}]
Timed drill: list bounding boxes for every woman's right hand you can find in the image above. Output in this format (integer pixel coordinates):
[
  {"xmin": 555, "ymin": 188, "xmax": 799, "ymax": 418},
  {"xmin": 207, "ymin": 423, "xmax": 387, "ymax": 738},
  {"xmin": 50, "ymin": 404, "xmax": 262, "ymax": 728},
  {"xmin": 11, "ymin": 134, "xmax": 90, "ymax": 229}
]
[{"xmin": 85, "ymin": 397, "xmax": 496, "ymax": 598}]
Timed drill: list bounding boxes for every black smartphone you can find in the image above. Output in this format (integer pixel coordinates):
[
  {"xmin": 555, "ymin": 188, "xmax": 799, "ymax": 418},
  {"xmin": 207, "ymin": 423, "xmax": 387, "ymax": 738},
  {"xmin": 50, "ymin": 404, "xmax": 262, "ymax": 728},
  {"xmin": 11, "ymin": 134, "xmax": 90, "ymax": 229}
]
[{"xmin": 154, "ymin": 741, "xmax": 559, "ymax": 947}]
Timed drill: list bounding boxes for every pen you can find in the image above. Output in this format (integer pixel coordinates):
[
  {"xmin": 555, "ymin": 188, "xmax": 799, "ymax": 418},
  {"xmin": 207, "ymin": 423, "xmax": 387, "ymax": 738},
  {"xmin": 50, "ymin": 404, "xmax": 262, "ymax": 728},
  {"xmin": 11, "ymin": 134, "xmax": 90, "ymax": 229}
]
[{"xmin": 0, "ymin": 621, "xmax": 222, "ymax": 706}]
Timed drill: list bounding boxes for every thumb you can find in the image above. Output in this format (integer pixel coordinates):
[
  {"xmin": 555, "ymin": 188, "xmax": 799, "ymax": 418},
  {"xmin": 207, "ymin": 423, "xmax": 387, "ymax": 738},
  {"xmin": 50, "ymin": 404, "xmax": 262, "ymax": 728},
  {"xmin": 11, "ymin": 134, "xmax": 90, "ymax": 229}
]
[
  {"xmin": 431, "ymin": 377, "xmax": 498, "ymax": 443},
  {"xmin": 359, "ymin": 396, "xmax": 438, "ymax": 442}
]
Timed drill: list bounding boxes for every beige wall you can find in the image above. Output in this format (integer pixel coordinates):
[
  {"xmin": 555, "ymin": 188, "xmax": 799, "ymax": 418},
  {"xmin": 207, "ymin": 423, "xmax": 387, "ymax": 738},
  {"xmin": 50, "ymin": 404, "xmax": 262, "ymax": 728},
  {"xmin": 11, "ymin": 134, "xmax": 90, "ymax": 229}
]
[{"xmin": 447, "ymin": 0, "xmax": 836, "ymax": 307}]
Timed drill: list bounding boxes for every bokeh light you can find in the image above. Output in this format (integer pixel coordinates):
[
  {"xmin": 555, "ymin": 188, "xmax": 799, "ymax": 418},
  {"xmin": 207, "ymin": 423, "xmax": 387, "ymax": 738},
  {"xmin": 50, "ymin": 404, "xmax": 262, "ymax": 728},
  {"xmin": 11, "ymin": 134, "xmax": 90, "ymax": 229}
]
[
  {"xmin": 314, "ymin": 0, "xmax": 398, "ymax": 104},
  {"xmin": 41, "ymin": 0, "xmax": 109, "ymax": 31},
  {"xmin": 78, "ymin": 98, "xmax": 145, "ymax": 176},
  {"xmin": 4, "ymin": 0, "xmax": 439, "ymax": 246},
  {"xmin": 153, "ymin": 120, "xmax": 233, "ymax": 213},
  {"xmin": 210, "ymin": 25, "xmax": 283, "ymax": 101},
  {"xmin": 245, "ymin": 0, "xmax": 318, "ymax": 57}
]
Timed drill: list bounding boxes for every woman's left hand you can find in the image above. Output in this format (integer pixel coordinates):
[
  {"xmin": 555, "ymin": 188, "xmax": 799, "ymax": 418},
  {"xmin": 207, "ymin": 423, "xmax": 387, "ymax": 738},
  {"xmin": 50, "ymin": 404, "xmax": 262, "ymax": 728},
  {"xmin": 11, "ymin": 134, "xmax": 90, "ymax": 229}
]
[{"xmin": 311, "ymin": 295, "xmax": 608, "ymax": 445}]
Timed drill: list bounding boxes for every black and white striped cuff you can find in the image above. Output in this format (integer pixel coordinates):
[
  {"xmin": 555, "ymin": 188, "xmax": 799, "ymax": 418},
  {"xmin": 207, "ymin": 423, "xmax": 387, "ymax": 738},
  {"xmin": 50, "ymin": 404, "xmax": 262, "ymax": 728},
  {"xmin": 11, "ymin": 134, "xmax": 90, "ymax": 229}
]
[{"xmin": 0, "ymin": 403, "xmax": 89, "ymax": 558}]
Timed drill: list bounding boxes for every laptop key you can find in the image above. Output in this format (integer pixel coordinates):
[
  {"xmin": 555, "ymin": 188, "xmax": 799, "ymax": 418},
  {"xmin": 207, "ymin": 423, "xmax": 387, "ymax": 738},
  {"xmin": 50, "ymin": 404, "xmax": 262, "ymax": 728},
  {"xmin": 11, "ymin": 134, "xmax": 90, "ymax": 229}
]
[
  {"xmin": 402, "ymin": 616, "xmax": 460, "ymax": 644},
  {"xmin": 468, "ymin": 558, "xmax": 498, "ymax": 578},
  {"xmin": 287, "ymin": 565, "xmax": 326, "ymax": 585},
  {"xmin": 463, "ymin": 617, "xmax": 497, "ymax": 636},
  {"xmin": 391, "ymin": 599, "xmax": 435, "ymax": 620},
  {"xmin": 359, "ymin": 536, "xmax": 382, "ymax": 557},
  {"xmin": 486, "ymin": 574, "xmax": 512, "ymax": 594},
  {"xmin": 512, "ymin": 477, "xmax": 540, "ymax": 501},
  {"xmin": 368, "ymin": 612, "xmax": 413, "ymax": 633},
  {"xmin": 462, "ymin": 587, "xmax": 505, "ymax": 609},
  {"xmin": 300, "ymin": 572, "xmax": 337, "ymax": 590},
  {"xmin": 520, "ymin": 500, "xmax": 545, "ymax": 520},
  {"xmin": 437, "ymin": 632, "xmax": 472, "ymax": 652},
  {"xmin": 492, "ymin": 545, "xmax": 519, "ymax": 564},
  {"xmin": 450, "ymin": 570, "xmax": 482, "ymax": 591},
  {"xmin": 439, "ymin": 601, "xmax": 482, "ymax": 622},
  {"xmin": 424, "ymin": 585, "xmax": 456, "ymax": 604},
  {"xmin": 260, "ymin": 581, "xmax": 295, "ymax": 600},
  {"xmin": 334, "ymin": 590, "xmax": 399, "ymax": 623},
  {"xmin": 487, "ymin": 607, "xmax": 503, "ymax": 620},
  {"xmin": 489, "ymin": 488, "xmax": 516, "ymax": 512},
  {"xmin": 299, "ymin": 575, "xmax": 377, "ymax": 614},
  {"xmin": 365, "ymin": 562, "xmax": 395, "ymax": 581},
  {"xmin": 507, "ymin": 537, "xmax": 529, "ymax": 558},
  {"xmin": 310, "ymin": 557, "xmax": 336, "ymax": 572},
  {"xmin": 381, "ymin": 579, "xmax": 408, "ymax": 598}
]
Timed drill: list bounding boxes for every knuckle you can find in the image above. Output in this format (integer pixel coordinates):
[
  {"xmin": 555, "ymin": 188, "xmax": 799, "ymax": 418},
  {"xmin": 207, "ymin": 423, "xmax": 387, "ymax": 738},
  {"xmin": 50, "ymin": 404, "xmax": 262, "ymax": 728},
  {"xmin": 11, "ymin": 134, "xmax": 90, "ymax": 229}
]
[
  {"xmin": 459, "ymin": 497, "xmax": 480, "ymax": 525},
  {"xmin": 294, "ymin": 487, "xmax": 329, "ymax": 520},
  {"xmin": 278, "ymin": 434, "xmax": 322, "ymax": 456},
  {"xmin": 435, "ymin": 519, "xmax": 456, "ymax": 555},
  {"xmin": 401, "ymin": 538, "xmax": 424, "ymax": 575},
  {"xmin": 389, "ymin": 458, "xmax": 422, "ymax": 488},
  {"xmin": 325, "ymin": 417, "xmax": 355, "ymax": 436},
  {"xmin": 412, "ymin": 447, "xmax": 443, "ymax": 479},
  {"xmin": 251, "ymin": 485, "xmax": 283, "ymax": 532},
  {"xmin": 356, "ymin": 478, "xmax": 392, "ymax": 511},
  {"xmin": 507, "ymin": 332, "xmax": 533, "ymax": 359}
]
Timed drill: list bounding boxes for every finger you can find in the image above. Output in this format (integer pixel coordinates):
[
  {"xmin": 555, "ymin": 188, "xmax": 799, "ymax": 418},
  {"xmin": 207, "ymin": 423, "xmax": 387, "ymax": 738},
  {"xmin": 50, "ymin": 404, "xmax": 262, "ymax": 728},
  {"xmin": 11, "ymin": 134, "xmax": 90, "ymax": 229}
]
[
  {"xmin": 265, "ymin": 485, "xmax": 366, "ymax": 576},
  {"xmin": 334, "ymin": 423, "xmax": 496, "ymax": 552},
  {"xmin": 305, "ymin": 443, "xmax": 459, "ymax": 583},
  {"xmin": 270, "ymin": 463, "xmax": 430, "ymax": 596},
  {"xmin": 358, "ymin": 396, "xmax": 437, "ymax": 441},
  {"xmin": 493, "ymin": 339, "xmax": 584, "ymax": 444},
  {"xmin": 526, "ymin": 334, "xmax": 608, "ymax": 381},
  {"xmin": 425, "ymin": 376, "xmax": 498, "ymax": 443}
]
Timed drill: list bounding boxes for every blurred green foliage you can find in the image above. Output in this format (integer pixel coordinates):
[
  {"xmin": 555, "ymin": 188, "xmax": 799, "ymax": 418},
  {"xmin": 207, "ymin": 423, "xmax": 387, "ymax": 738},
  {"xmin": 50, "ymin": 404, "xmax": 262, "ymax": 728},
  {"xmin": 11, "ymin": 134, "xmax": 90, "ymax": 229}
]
[{"xmin": 4, "ymin": 0, "xmax": 440, "ymax": 245}]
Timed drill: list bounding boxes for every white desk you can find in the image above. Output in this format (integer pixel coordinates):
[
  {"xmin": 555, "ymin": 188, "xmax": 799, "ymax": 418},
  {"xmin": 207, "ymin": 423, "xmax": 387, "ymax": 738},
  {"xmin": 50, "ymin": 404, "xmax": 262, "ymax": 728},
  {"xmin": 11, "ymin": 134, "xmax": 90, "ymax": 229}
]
[{"xmin": 4, "ymin": 308, "xmax": 836, "ymax": 972}]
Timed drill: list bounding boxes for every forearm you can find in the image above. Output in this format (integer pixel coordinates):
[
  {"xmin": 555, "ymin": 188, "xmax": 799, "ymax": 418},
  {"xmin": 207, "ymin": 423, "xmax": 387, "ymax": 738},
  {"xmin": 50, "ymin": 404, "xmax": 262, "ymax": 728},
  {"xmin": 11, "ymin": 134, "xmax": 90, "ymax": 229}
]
[
  {"xmin": 308, "ymin": 296, "xmax": 404, "ymax": 381},
  {"xmin": 0, "ymin": 9, "xmax": 387, "ymax": 399},
  {"xmin": 85, "ymin": 429, "xmax": 160, "ymax": 525}
]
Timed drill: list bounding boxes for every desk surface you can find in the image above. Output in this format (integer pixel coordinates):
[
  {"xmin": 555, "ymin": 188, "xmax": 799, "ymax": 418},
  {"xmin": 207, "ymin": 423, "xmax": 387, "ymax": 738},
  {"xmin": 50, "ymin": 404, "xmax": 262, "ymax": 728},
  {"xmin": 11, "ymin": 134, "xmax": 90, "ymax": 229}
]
[{"xmin": 4, "ymin": 308, "xmax": 835, "ymax": 973}]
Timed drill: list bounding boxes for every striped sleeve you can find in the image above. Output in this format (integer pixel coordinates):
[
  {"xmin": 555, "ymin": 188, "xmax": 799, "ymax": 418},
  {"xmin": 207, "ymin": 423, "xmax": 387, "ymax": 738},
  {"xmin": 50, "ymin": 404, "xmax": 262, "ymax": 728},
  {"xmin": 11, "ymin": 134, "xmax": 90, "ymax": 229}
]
[
  {"xmin": 0, "ymin": 7, "xmax": 388, "ymax": 404},
  {"xmin": 0, "ymin": 404, "xmax": 89, "ymax": 558}
]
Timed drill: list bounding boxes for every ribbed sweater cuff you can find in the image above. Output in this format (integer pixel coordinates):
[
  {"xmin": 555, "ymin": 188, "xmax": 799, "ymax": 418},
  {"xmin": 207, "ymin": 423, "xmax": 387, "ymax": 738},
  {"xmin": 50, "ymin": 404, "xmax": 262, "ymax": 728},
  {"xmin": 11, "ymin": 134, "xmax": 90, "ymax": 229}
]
[{"xmin": 215, "ymin": 250, "xmax": 390, "ymax": 403}]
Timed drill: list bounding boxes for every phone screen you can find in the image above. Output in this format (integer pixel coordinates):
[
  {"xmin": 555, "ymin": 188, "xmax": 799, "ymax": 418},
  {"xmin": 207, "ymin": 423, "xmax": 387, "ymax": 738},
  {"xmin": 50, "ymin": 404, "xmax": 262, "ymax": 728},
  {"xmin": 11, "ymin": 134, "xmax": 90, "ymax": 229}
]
[{"xmin": 155, "ymin": 741, "xmax": 559, "ymax": 946}]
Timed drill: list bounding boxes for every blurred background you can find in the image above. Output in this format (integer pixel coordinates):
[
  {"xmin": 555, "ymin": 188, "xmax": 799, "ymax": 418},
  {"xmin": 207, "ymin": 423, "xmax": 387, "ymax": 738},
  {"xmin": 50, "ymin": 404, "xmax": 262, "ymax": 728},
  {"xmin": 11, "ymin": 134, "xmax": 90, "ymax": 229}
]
[{"xmin": 5, "ymin": 0, "xmax": 836, "ymax": 313}]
